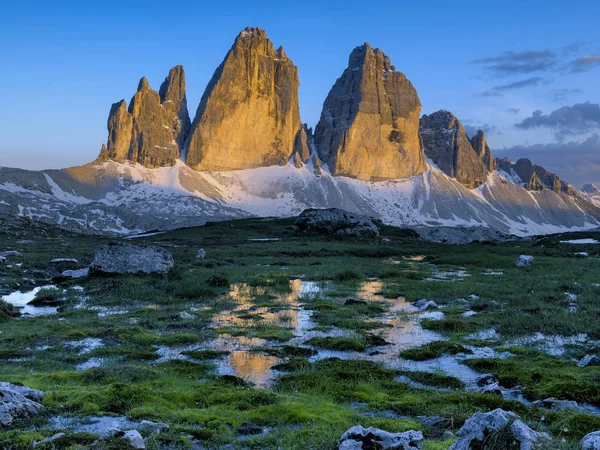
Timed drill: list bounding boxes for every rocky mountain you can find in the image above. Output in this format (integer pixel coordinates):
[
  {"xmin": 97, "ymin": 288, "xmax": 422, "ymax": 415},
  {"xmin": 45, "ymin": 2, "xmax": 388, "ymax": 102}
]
[
  {"xmin": 314, "ymin": 43, "xmax": 426, "ymax": 181},
  {"xmin": 420, "ymin": 111, "xmax": 492, "ymax": 188},
  {"xmin": 106, "ymin": 66, "xmax": 191, "ymax": 168},
  {"xmin": 184, "ymin": 27, "xmax": 309, "ymax": 171},
  {"xmin": 1, "ymin": 158, "xmax": 598, "ymax": 237},
  {"xmin": 496, "ymin": 157, "xmax": 574, "ymax": 195},
  {"xmin": 1, "ymin": 27, "xmax": 598, "ymax": 238}
]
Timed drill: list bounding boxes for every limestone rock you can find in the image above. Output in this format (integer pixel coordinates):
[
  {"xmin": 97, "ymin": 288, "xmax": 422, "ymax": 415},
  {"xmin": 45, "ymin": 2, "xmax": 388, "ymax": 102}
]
[
  {"xmin": 516, "ymin": 255, "xmax": 533, "ymax": 267},
  {"xmin": 449, "ymin": 409, "xmax": 550, "ymax": 450},
  {"xmin": 582, "ymin": 431, "xmax": 600, "ymax": 450},
  {"xmin": 0, "ymin": 382, "xmax": 45, "ymax": 427},
  {"xmin": 106, "ymin": 66, "xmax": 190, "ymax": 168},
  {"xmin": 314, "ymin": 43, "xmax": 426, "ymax": 181},
  {"xmin": 89, "ymin": 241, "xmax": 174, "ymax": 275},
  {"xmin": 497, "ymin": 157, "xmax": 574, "ymax": 195},
  {"xmin": 293, "ymin": 124, "xmax": 312, "ymax": 163},
  {"xmin": 420, "ymin": 111, "xmax": 491, "ymax": 188},
  {"xmin": 578, "ymin": 354, "xmax": 600, "ymax": 367},
  {"xmin": 295, "ymin": 208, "xmax": 379, "ymax": 238},
  {"xmin": 470, "ymin": 130, "xmax": 495, "ymax": 172},
  {"xmin": 185, "ymin": 27, "xmax": 307, "ymax": 171},
  {"xmin": 313, "ymin": 155, "xmax": 324, "ymax": 177},
  {"xmin": 338, "ymin": 425, "xmax": 423, "ymax": 450}
]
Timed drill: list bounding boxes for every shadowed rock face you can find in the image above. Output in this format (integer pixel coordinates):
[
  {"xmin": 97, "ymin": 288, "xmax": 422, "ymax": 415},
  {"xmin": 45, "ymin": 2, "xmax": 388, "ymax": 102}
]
[
  {"xmin": 184, "ymin": 27, "xmax": 309, "ymax": 171},
  {"xmin": 470, "ymin": 130, "xmax": 495, "ymax": 172},
  {"xmin": 105, "ymin": 66, "xmax": 190, "ymax": 168},
  {"xmin": 498, "ymin": 157, "xmax": 574, "ymax": 195},
  {"xmin": 314, "ymin": 43, "xmax": 426, "ymax": 181},
  {"xmin": 420, "ymin": 111, "xmax": 491, "ymax": 188}
]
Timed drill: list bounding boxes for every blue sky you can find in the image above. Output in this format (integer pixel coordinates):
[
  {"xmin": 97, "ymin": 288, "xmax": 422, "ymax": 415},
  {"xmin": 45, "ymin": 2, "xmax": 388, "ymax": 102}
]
[{"xmin": 1, "ymin": 0, "xmax": 599, "ymax": 185}]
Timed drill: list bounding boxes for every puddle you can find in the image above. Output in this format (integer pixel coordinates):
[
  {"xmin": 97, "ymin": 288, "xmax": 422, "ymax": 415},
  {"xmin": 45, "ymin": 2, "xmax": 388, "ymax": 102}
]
[
  {"xmin": 68, "ymin": 338, "xmax": 104, "ymax": 354},
  {"xmin": 425, "ymin": 269, "xmax": 471, "ymax": 282},
  {"xmin": 75, "ymin": 358, "xmax": 106, "ymax": 371},
  {"xmin": 248, "ymin": 238, "xmax": 281, "ymax": 242},
  {"xmin": 1, "ymin": 286, "xmax": 60, "ymax": 316}
]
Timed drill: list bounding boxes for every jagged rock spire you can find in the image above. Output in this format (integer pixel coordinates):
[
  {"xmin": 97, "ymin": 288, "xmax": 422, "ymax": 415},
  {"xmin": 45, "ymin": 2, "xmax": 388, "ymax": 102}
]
[
  {"xmin": 105, "ymin": 66, "xmax": 191, "ymax": 167},
  {"xmin": 184, "ymin": 27, "xmax": 309, "ymax": 171},
  {"xmin": 470, "ymin": 130, "xmax": 495, "ymax": 172},
  {"xmin": 419, "ymin": 110, "xmax": 492, "ymax": 188},
  {"xmin": 314, "ymin": 43, "xmax": 426, "ymax": 181}
]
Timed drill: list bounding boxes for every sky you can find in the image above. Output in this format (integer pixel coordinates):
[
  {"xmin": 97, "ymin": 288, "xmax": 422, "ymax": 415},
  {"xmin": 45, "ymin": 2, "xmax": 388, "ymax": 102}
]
[{"xmin": 0, "ymin": 0, "xmax": 599, "ymax": 186}]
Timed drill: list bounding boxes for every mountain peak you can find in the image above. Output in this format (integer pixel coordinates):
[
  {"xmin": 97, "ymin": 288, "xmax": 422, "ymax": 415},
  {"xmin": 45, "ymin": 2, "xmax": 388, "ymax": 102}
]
[
  {"xmin": 314, "ymin": 43, "xmax": 424, "ymax": 181},
  {"xmin": 137, "ymin": 77, "xmax": 150, "ymax": 92},
  {"xmin": 420, "ymin": 110, "xmax": 492, "ymax": 188}
]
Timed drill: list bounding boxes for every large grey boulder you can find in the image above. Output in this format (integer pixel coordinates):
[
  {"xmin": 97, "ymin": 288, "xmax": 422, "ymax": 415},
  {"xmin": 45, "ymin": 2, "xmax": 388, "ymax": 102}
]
[
  {"xmin": 0, "ymin": 382, "xmax": 45, "ymax": 427},
  {"xmin": 582, "ymin": 431, "xmax": 600, "ymax": 449},
  {"xmin": 338, "ymin": 425, "xmax": 423, "ymax": 449},
  {"xmin": 449, "ymin": 409, "xmax": 550, "ymax": 450},
  {"xmin": 89, "ymin": 242, "xmax": 174, "ymax": 275},
  {"xmin": 295, "ymin": 208, "xmax": 380, "ymax": 238}
]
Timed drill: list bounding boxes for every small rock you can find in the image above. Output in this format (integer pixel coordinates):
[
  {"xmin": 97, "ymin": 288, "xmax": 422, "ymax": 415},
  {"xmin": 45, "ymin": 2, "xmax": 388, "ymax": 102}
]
[
  {"xmin": 0, "ymin": 382, "xmax": 45, "ymax": 427},
  {"xmin": 412, "ymin": 299, "xmax": 438, "ymax": 311},
  {"xmin": 578, "ymin": 354, "xmax": 600, "ymax": 367},
  {"xmin": 123, "ymin": 430, "xmax": 145, "ymax": 449},
  {"xmin": 138, "ymin": 420, "xmax": 169, "ymax": 434},
  {"xmin": 33, "ymin": 433, "xmax": 65, "ymax": 447},
  {"xmin": 468, "ymin": 294, "xmax": 480, "ymax": 300},
  {"xmin": 476, "ymin": 374, "xmax": 497, "ymax": 387},
  {"xmin": 178, "ymin": 311, "xmax": 195, "ymax": 320},
  {"xmin": 338, "ymin": 426, "xmax": 423, "ymax": 449},
  {"xmin": 581, "ymin": 430, "xmax": 600, "ymax": 450},
  {"xmin": 237, "ymin": 422, "xmax": 263, "ymax": 435},
  {"xmin": 60, "ymin": 267, "xmax": 89, "ymax": 279},
  {"xmin": 196, "ymin": 248, "xmax": 206, "ymax": 259},
  {"xmin": 480, "ymin": 382, "xmax": 503, "ymax": 396},
  {"xmin": 516, "ymin": 255, "xmax": 534, "ymax": 267},
  {"xmin": 449, "ymin": 408, "xmax": 550, "ymax": 450},
  {"xmin": 575, "ymin": 252, "xmax": 589, "ymax": 257}
]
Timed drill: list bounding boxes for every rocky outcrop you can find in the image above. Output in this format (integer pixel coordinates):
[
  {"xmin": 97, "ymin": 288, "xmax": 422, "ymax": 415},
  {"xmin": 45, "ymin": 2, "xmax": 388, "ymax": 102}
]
[
  {"xmin": 470, "ymin": 130, "xmax": 495, "ymax": 172},
  {"xmin": 89, "ymin": 242, "xmax": 174, "ymax": 275},
  {"xmin": 0, "ymin": 382, "xmax": 45, "ymax": 427},
  {"xmin": 184, "ymin": 27, "xmax": 309, "ymax": 171},
  {"xmin": 314, "ymin": 43, "xmax": 426, "ymax": 181},
  {"xmin": 582, "ymin": 431, "xmax": 600, "ymax": 450},
  {"xmin": 497, "ymin": 158, "xmax": 574, "ymax": 195},
  {"xmin": 295, "ymin": 208, "xmax": 379, "ymax": 237},
  {"xmin": 420, "ymin": 111, "xmax": 491, "ymax": 188},
  {"xmin": 338, "ymin": 426, "xmax": 423, "ymax": 450},
  {"xmin": 449, "ymin": 409, "xmax": 550, "ymax": 450},
  {"xmin": 105, "ymin": 66, "xmax": 190, "ymax": 168}
]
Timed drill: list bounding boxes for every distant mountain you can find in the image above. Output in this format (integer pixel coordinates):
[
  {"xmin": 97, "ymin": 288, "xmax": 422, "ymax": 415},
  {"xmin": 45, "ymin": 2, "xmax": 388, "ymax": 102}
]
[{"xmin": 1, "ymin": 27, "xmax": 598, "ymax": 237}]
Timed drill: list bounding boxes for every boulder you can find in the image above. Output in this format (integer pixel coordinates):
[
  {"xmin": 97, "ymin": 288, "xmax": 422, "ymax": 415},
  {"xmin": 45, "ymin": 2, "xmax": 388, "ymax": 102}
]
[
  {"xmin": 89, "ymin": 242, "xmax": 174, "ymax": 275},
  {"xmin": 185, "ymin": 27, "xmax": 308, "ymax": 171},
  {"xmin": 449, "ymin": 409, "xmax": 550, "ymax": 450},
  {"xmin": 516, "ymin": 255, "xmax": 533, "ymax": 267},
  {"xmin": 578, "ymin": 354, "xmax": 600, "ymax": 367},
  {"xmin": 314, "ymin": 43, "xmax": 426, "ymax": 181},
  {"xmin": 420, "ymin": 111, "xmax": 492, "ymax": 188},
  {"xmin": 294, "ymin": 208, "xmax": 379, "ymax": 238},
  {"xmin": 532, "ymin": 397, "xmax": 580, "ymax": 412},
  {"xmin": 0, "ymin": 382, "xmax": 45, "ymax": 427},
  {"xmin": 412, "ymin": 299, "xmax": 438, "ymax": 311},
  {"xmin": 582, "ymin": 431, "xmax": 600, "ymax": 450},
  {"xmin": 338, "ymin": 425, "xmax": 423, "ymax": 450},
  {"xmin": 122, "ymin": 430, "xmax": 145, "ymax": 449},
  {"xmin": 196, "ymin": 248, "xmax": 206, "ymax": 259}
]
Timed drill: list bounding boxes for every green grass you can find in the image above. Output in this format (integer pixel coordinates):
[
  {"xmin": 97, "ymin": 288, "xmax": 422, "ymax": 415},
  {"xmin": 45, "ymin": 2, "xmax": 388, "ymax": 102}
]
[
  {"xmin": 400, "ymin": 341, "xmax": 472, "ymax": 361},
  {"xmin": 2, "ymin": 217, "xmax": 600, "ymax": 448}
]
